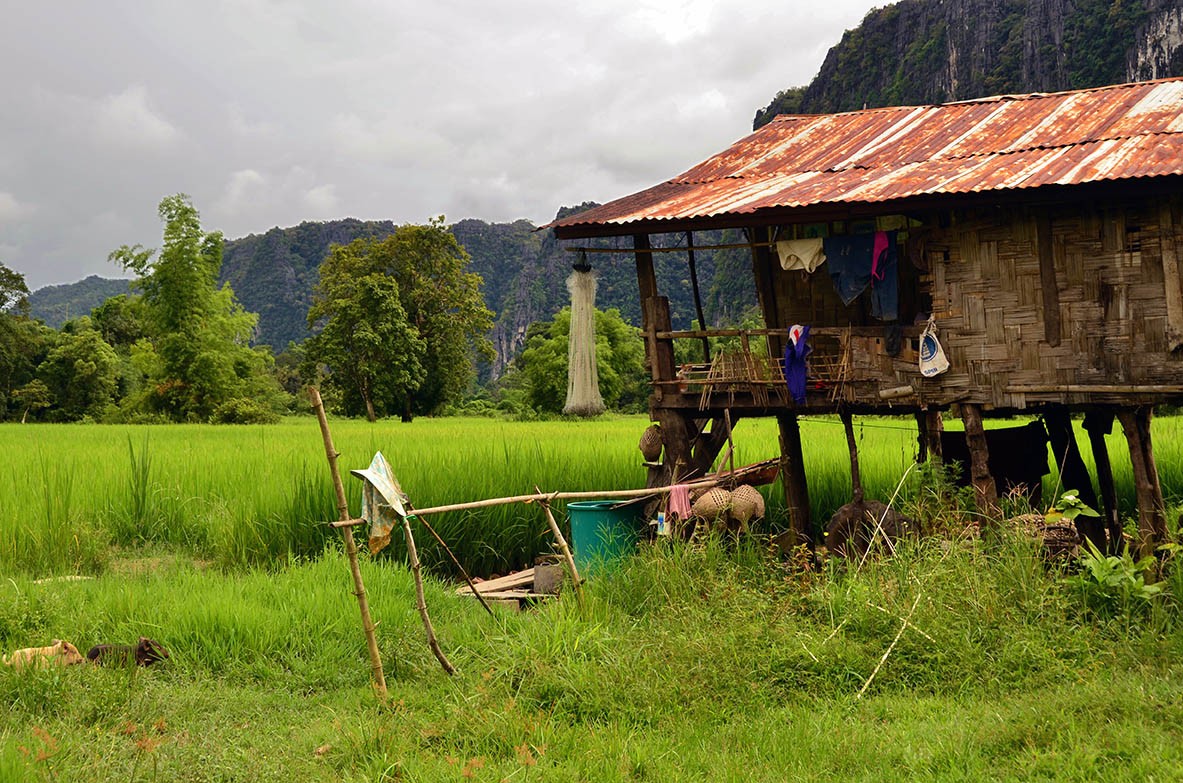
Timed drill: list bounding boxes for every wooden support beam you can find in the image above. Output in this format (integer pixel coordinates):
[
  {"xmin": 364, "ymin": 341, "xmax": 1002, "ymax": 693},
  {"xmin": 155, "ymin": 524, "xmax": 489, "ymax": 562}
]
[
  {"xmin": 922, "ymin": 409, "xmax": 943, "ymax": 462},
  {"xmin": 652, "ymin": 409, "xmax": 694, "ymax": 489},
  {"xmin": 1044, "ymin": 406, "xmax": 1103, "ymax": 551},
  {"xmin": 750, "ymin": 227, "xmax": 784, "ymax": 360},
  {"xmin": 841, "ymin": 411, "xmax": 864, "ymax": 504},
  {"xmin": 686, "ymin": 232, "xmax": 711, "ymax": 363},
  {"xmin": 633, "ymin": 233, "xmax": 657, "ymax": 302},
  {"xmin": 776, "ymin": 412, "xmax": 812, "ymax": 546},
  {"xmin": 1035, "ymin": 212, "xmax": 1061, "ymax": 347},
  {"xmin": 1118, "ymin": 407, "xmax": 1167, "ymax": 559},
  {"xmin": 1082, "ymin": 410, "xmax": 1122, "ymax": 554},
  {"xmin": 1160, "ymin": 203, "xmax": 1183, "ymax": 352},
  {"xmin": 959, "ymin": 403, "xmax": 999, "ymax": 521}
]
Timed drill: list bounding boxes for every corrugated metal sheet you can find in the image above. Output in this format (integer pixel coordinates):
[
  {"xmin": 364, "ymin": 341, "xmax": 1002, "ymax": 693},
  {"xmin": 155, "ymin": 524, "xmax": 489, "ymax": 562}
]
[{"xmin": 550, "ymin": 79, "xmax": 1183, "ymax": 233}]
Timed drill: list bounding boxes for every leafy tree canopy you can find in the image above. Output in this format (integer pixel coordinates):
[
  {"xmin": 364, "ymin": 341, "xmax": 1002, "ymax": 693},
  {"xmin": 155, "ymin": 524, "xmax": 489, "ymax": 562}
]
[
  {"xmin": 0, "ymin": 261, "xmax": 30, "ymax": 314},
  {"xmin": 109, "ymin": 194, "xmax": 287, "ymax": 422},
  {"xmin": 305, "ymin": 219, "xmax": 494, "ymax": 421},
  {"xmin": 511, "ymin": 306, "xmax": 647, "ymax": 415}
]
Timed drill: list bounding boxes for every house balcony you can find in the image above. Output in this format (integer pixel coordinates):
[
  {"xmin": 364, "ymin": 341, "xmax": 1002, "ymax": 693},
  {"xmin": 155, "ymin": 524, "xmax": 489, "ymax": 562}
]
[{"xmin": 647, "ymin": 326, "xmax": 926, "ymax": 415}]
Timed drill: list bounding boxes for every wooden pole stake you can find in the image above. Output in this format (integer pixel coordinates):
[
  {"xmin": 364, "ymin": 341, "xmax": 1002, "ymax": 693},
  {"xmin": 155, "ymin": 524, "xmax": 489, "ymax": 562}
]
[
  {"xmin": 309, "ymin": 387, "xmax": 388, "ymax": 703},
  {"xmin": 959, "ymin": 403, "xmax": 999, "ymax": 521},
  {"xmin": 402, "ymin": 514, "xmax": 456, "ymax": 675}
]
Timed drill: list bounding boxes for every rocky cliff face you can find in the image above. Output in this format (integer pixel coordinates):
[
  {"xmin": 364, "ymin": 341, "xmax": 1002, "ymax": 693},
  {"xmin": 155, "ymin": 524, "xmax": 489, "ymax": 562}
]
[
  {"xmin": 757, "ymin": 0, "xmax": 1183, "ymax": 123},
  {"xmin": 1129, "ymin": 3, "xmax": 1183, "ymax": 79}
]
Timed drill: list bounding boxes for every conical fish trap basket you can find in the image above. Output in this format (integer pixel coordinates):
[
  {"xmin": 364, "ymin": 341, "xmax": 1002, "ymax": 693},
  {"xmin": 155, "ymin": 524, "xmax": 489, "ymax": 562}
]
[
  {"xmin": 729, "ymin": 484, "xmax": 765, "ymax": 525},
  {"xmin": 638, "ymin": 424, "xmax": 663, "ymax": 462},
  {"xmin": 692, "ymin": 487, "xmax": 732, "ymax": 520}
]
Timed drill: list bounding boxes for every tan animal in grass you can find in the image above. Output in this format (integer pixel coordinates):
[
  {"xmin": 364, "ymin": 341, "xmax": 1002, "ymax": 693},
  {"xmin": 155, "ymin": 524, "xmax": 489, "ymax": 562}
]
[{"xmin": 2, "ymin": 639, "xmax": 85, "ymax": 669}]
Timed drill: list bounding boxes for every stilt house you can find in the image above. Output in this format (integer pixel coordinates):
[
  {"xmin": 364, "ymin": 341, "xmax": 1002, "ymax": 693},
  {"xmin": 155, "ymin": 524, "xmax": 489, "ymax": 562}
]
[{"xmin": 547, "ymin": 77, "xmax": 1183, "ymax": 555}]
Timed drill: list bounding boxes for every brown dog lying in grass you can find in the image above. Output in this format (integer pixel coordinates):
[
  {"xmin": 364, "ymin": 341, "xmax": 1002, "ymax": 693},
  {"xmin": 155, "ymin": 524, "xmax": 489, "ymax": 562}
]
[
  {"xmin": 86, "ymin": 637, "xmax": 170, "ymax": 667},
  {"xmin": 2, "ymin": 639, "xmax": 86, "ymax": 669}
]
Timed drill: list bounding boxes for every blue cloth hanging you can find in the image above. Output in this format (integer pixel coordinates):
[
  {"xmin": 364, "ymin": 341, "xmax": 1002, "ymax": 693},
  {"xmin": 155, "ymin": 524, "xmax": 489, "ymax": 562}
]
[
  {"xmin": 783, "ymin": 324, "xmax": 811, "ymax": 405},
  {"xmin": 824, "ymin": 234, "xmax": 876, "ymax": 305},
  {"xmin": 870, "ymin": 230, "xmax": 899, "ymax": 321}
]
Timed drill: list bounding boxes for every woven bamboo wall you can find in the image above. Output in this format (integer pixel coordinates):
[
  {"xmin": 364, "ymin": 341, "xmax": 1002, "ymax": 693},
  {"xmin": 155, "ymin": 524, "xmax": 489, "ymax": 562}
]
[{"xmin": 926, "ymin": 194, "xmax": 1183, "ymax": 410}]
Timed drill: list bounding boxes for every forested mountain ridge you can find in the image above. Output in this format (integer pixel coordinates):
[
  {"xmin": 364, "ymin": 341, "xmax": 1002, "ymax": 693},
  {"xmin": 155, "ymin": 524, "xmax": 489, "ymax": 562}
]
[
  {"xmin": 26, "ymin": 276, "xmax": 133, "ymax": 328},
  {"xmin": 29, "ymin": 214, "xmax": 757, "ymax": 378},
  {"xmin": 754, "ymin": 0, "xmax": 1183, "ymax": 126}
]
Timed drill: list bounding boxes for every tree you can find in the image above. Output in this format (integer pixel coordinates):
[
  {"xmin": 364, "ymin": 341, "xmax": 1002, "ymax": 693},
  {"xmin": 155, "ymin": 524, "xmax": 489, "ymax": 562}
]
[
  {"xmin": 513, "ymin": 306, "xmax": 647, "ymax": 414},
  {"xmin": 0, "ymin": 263, "xmax": 51, "ymax": 419},
  {"xmin": 36, "ymin": 319, "xmax": 120, "ymax": 421},
  {"xmin": 0, "ymin": 261, "xmax": 30, "ymax": 314},
  {"xmin": 305, "ymin": 219, "xmax": 494, "ymax": 421},
  {"xmin": 304, "ymin": 248, "xmax": 425, "ymax": 421},
  {"xmin": 109, "ymin": 194, "xmax": 287, "ymax": 421},
  {"xmin": 12, "ymin": 379, "xmax": 51, "ymax": 423}
]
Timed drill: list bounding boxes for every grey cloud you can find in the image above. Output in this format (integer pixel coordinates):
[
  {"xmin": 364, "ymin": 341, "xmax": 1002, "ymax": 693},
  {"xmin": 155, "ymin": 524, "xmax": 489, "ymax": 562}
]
[{"xmin": 0, "ymin": 0, "xmax": 881, "ymax": 290}]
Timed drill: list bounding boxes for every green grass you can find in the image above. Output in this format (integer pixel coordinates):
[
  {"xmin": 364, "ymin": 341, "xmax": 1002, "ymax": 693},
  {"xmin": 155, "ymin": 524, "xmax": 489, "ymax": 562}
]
[
  {"xmin": 2, "ymin": 414, "xmax": 1181, "ymax": 578},
  {"xmin": 3, "ymin": 535, "xmax": 1183, "ymax": 781}
]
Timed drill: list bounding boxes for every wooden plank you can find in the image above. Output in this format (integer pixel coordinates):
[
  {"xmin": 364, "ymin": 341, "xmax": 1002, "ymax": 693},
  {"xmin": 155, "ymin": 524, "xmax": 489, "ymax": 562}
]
[
  {"xmin": 1159, "ymin": 204, "xmax": 1183, "ymax": 352},
  {"xmin": 457, "ymin": 568, "xmax": 535, "ymax": 595},
  {"xmin": 1035, "ymin": 212, "xmax": 1062, "ymax": 347}
]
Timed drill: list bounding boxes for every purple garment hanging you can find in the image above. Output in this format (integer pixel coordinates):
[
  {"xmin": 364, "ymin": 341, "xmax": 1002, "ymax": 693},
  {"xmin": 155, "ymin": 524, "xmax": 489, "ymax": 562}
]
[{"xmin": 783, "ymin": 324, "xmax": 811, "ymax": 405}]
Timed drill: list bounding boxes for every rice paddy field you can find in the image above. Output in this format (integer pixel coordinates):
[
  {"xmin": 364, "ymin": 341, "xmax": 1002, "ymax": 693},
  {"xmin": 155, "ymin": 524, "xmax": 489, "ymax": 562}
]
[
  {"xmin": 3, "ymin": 414, "xmax": 1183, "ymax": 781},
  {"xmin": 2, "ymin": 413, "xmax": 1181, "ymax": 577}
]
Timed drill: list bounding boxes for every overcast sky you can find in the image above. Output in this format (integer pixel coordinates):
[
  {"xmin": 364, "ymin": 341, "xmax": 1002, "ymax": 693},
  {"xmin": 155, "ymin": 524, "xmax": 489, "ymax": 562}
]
[{"xmin": 2, "ymin": 0, "xmax": 881, "ymax": 291}]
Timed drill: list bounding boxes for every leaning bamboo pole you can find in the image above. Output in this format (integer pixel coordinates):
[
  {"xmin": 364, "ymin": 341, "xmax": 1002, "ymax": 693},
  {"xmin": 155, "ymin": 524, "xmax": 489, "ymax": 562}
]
[
  {"xmin": 309, "ymin": 387, "xmax": 388, "ymax": 703},
  {"xmin": 401, "ymin": 514, "xmax": 456, "ymax": 675}
]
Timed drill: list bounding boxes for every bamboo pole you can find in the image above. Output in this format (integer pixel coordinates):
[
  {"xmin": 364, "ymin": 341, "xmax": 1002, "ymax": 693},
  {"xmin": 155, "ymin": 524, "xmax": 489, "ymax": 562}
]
[
  {"xmin": 537, "ymin": 490, "xmax": 585, "ymax": 612},
  {"xmin": 330, "ymin": 473, "xmax": 741, "ymax": 526},
  {"xmin": 309, "ymin": 387, "xmax": 388, "ymax": 703},
  {"xmin": 402, "ymin": 514, "xmax": 456, "ymax": 675}
]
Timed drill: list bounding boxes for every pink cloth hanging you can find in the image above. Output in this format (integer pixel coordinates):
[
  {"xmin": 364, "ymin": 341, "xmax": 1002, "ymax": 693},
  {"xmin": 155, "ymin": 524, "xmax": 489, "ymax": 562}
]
[
  {"xmin": 872, "ymin": 230, "xmax": 890, "ymax": 280},
  {"xmin": 668, "ymin": 484, "xmax": 692, "ymax": 518}
]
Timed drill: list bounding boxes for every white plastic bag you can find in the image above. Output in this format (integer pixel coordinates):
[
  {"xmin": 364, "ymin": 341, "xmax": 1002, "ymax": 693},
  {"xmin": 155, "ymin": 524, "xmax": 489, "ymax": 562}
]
[{"xmin": 919, "ymin": 317, "xmax": 950, "ymax": 378}]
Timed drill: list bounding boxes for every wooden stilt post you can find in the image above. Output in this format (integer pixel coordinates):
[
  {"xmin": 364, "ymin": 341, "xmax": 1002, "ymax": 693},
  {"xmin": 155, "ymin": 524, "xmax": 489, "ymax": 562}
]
[
  {"xmin": 1118, "ymin": 407, "xmax": 1167, "ymax": 559},
  {"xmin": 915, "ymin": 412, "xmax": 928, "ymax": 464},
  {"xmin": 776, "ymin": 412, "xmax": 812, "ymax": 546},
  {"xmin": 841, "ymin": 411, "xmax": 864, "ymax": 504},
  {"xmin": 924, "ymin": 409, "xmax": 943, "ymax": 462},
  {"xmin": 686, "ymin": 232, "xmax": 711, "ymax": 364},
  {"xmin": 309, "ymin": 387, "xmax": 388, "ymax": 703},
  {"xmin": 1082, "ymin": 410, "xmax": 1122, "ymax": 554},
  {"xmin": 959, "ymin": 403, "xmax": 999, "ymax": 521},
  {"xmin": 1044, "ymin": 406, "xmax": 1104, "ymax": 550}
]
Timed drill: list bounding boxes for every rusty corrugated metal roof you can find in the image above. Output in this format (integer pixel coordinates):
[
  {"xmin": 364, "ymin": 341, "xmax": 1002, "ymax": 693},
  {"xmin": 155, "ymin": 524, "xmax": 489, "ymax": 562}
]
[{"xmin": 549, "ymin": 78, "xmax": 1183, "ymax": 235}]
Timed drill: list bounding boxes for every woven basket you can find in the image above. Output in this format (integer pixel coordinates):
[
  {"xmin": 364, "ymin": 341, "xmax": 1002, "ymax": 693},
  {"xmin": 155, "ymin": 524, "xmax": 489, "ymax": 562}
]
[
  {"xmin": 638, "ymin": 424, "xmax": 663, "ymax": 461},
  {"xmin": 692, "ymin": 487, "xmax": 732, "ymax": 520},
  {"xmin": 730, "ymin": 485, "xmax": 766, "ymax": 525}
]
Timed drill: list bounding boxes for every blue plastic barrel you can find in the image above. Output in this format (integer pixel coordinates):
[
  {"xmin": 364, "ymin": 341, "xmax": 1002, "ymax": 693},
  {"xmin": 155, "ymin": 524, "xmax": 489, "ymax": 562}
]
[{"xmin": 566, "ymin": 500, "xmax": 643, "ymax": 574}]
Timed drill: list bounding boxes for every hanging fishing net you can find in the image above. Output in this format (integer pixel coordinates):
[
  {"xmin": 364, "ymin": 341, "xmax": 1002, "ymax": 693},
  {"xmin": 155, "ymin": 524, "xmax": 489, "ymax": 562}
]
[{"xmin": 563, "ymin": 268, "xmax": 606, "ymax": 416}]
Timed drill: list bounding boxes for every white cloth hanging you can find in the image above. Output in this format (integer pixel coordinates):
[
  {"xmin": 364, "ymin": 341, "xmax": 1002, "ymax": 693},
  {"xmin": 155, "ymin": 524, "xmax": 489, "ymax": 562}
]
[{"xmin": 776, "ymin": 238, "xmax": 826, "ymax": 273}]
